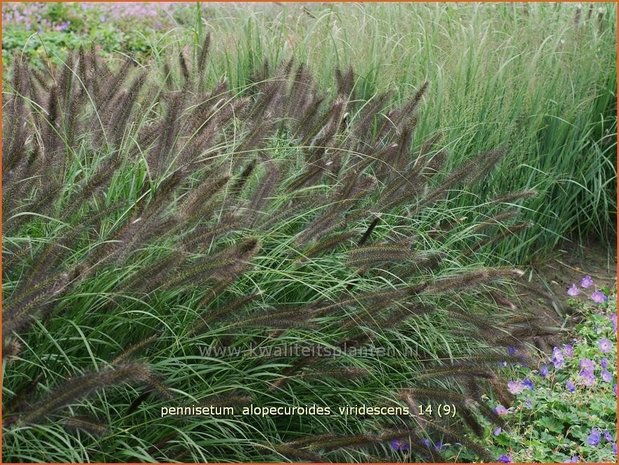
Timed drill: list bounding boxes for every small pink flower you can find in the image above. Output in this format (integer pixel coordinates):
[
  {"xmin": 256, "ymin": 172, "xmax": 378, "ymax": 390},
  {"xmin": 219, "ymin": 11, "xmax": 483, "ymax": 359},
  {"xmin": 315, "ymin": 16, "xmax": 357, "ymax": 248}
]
[
  {"xmin": 580, "ymin": 275, "xmax": 594, "ymax": 288},
  {"xmin": 567, "ymin": 284, "xmax": 580, "ymax": 297},
  {"xmin": 507, "ymin": 380, "xmax": 525, "ymax": 395},
  {"xmin": 591, "ymin": 290, "xmax": 608, "ymax": 304}
]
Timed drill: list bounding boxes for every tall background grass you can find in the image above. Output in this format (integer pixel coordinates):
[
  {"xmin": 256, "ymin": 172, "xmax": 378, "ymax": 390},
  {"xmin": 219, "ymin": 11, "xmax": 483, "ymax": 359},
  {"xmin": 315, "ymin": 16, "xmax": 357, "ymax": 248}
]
[
  {"xmin": 174, "ymin": 2, "xmax": 617, "ymax": 263},
  {"xmin": 4, "ymin": 2, "xmax": 615, "ymax": 262}
]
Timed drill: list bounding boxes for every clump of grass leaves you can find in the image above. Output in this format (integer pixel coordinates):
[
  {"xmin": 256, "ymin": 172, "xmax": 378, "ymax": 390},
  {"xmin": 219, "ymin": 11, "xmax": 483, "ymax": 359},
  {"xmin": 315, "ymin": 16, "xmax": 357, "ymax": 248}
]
[{"xmin": 3, "ymin": 37, "xmax": 558, "ymax": 462}]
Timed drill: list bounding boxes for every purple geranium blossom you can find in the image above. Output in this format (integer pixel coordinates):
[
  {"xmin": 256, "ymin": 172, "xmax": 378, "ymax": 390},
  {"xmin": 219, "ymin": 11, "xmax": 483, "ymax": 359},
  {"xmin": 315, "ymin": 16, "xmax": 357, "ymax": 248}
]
[
  {"xmin": 601, "ymin": 358, "xmax": 609, "ymax": 369},
  {"xmin": 567, "ymin": 284, "xmax": 580, "ymax": 296},
  {"xmin": 580, "ymin": 275, "xmax": 594, "ymax": 288},
  {"xmin": 580, "ymin": 370, "xmax": 596, "ymax": 387},
  {"xmin": 539, "ymin": 364, "xmax": 549, "ymax": 377},
  {"xmin": 602, "ymin": 370, "xmax": 612, "ymax": 383},
  {"xmin": 580, "ymin": 359, "xmax": 595, "ymax": 373},
  {"xmin": 599, "ymin": 338, "xmax": 612, "ymax": 353},
  {"xmin": 421, "ymin": 438, "xmax": 431, "ymax": 448},
  {"xmin": 493, "ymin": 427, "xmax": 502, "ymax": 436},
  {"xmin": 562, "ymin": 344, "xmax": 574, "ymax": 358},
  {"xmin": 552, "ymin": 346, "xmax": 565, "ymax": 369},
  {"xmin": 604, "ymin": 431, "xmax": 614, "ymax": 442},
  {"xmin": 495, "ymin": 405, "xmax": 509, "ymax": 415},
  {"xmin": 507, "ymin": 346, "xmax": 517, "ymax": 356},
  {"xmin": 497, "ymin": 454, "xmax": 512, "ymax": 463},
  {"xmin": 566, "ymin": 380, "xmax": 576, "ymax": 392},
  {"xmin": 507, "ymin": 380, "xmax": 525, "ymax": 395},
  {"xmin": 522, "ymin": 378, "xmax": 535, "ymax": 390},
  {"xmin": 588, "ymin": 428, "xmax": 601, "ymax": 446},
  {"xmin": 591, "ymin": 290, "xmax": 608, "ymax": 304},
  {"xmin": 390, "ymin": 439, "xmax": 410, "ymax": 451},
  {"xmin": 610, "ymin": 314, "xmax": 617, "ymax": 332},
  {"xmin": 433, "ymin": 440, "xmax": 443, "ymax": 451},
  {"xmin": 613, "ymin": 443, "xmax": 617, "ymax": 455}
]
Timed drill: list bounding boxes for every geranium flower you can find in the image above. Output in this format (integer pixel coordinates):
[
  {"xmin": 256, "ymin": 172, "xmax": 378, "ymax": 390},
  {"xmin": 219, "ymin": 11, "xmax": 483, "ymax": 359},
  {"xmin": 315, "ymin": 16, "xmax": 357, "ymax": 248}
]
[
  {"xmin": 495, "ymin": 405, "xmax": 509, "ymax": 415},
  {"xmin": 552, "ymin": 347, "xmax": 565, "ymax": 369},
  {"xmin": 562, "ymin": 344, "xmax": 574, "ymax": 358},
  {"xmin": 390, "ymin": 439, "xmax": 410, "ymax": 451},
  {"xmin": 580, "ymin": 275, "xmax": 594, "ymax": 288},
  {"xmin": 588, "ymin": 428, "xmax": 601, "ymax": 446},
  {"xmin": 539, "ymin": 364, "xmax": 549, "ymax": 377},
  {"xmin": 493, "ymin": 427, "xmax": 502, "ymax": 436},
  {"xmin": 579, "ymin": 358, "xmax": 595, "ymax": 373},
  {"xmin": 566, "ymin": 380, "xmax": 576, "ymax": 392},
  {"xmin": 602, "ymin": 370, "xmax": 612, "ymax": 383},
  {"xmin": 507, "ymin": 346, "xmax": 517, "ymax": 356},
  {"xmin": 507, "ymin": 380, "xmax": 525, "ymax": 395},
  {"xmin": 567, "ymin": 284, "xmax": 580, "ymax": 296},
  {"xmin": 604, "ymin": 431, "xmax": 614, "ymax": 442},
  {"xmin": 598, "ymin": 338, "xmax": 612, "ymax": 353},
  {"xmin": 610, "ymin": 314, "xmax": 617, "ymax": 332},
  {"xmin": 523, "ymin": 378, "xmax": 535, "ymax": 390},
  {"xmin": 591, "ymin": 290, "xmax": 608, "ymax": 304},
  {"xmin": 497, "ymin": 454, "xmax": 512, "ymax": 463},
  {"xmin": 601, "ymin": 358, "xmax": 609, "ymax": 369}
]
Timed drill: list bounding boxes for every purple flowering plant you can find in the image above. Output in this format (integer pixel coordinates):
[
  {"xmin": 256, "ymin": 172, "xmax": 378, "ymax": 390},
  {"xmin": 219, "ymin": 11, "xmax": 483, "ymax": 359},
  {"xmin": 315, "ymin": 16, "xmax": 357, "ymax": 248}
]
[{"xmin": 486, "ymin": 284, "xmax": 616, "ymax": 462}]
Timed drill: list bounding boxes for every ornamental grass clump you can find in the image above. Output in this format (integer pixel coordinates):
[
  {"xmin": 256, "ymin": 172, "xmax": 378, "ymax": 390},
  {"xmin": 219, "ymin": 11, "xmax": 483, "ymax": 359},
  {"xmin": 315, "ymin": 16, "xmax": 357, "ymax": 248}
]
[{"xmin": 3, "ymin": 36, "xmax": 557, "ymax": 462}]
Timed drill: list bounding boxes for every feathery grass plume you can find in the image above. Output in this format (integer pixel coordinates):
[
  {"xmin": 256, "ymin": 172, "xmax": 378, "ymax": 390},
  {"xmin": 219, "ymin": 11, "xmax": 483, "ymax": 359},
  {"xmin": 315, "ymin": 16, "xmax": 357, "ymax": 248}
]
[
  {"xmin": 3, "ymin": 40, "xmax": 551, "ymax": 462},
  {"xmin": 17, "ymin": 362, "xmax": 171, "ymax": 426},
  {"xmin": 162, "ymin": 238, "xmax": 261, "ymax": 289},
  {"xmin": 63, "ymin": 415, "xmax": 108, "ymax": 437},
  {"xmin": 274, "ymin": 444, "xmax": 326, "ymax": 462},
  {"xmin": 345, "ymin": 240, "xmax": 414, "ymax": 268},
  {"xmin": 248, "ymin": 156, "xmax": 281, "ymax": 225},
  {"xmin": 422, "ymin": 267, "xmax": 524, "ymax": 294},
  {"xmin": 299, "ymin": 230, "xmax": 357, "ymax": 261}
]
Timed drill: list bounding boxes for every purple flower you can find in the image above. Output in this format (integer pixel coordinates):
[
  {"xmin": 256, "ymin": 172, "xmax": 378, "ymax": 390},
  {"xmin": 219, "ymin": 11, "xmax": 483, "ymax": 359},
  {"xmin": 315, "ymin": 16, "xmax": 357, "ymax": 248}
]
[
  {"xmin": 591, "ymin": 290, "xmax": 608, "ymax": 304},
  {"xmin": 602, "ymin": 370, "xmax": 612, "ymax": 383},
  {"xmin": 580, "ymin": 371, "xmax": 596, "ymax": 386},
  {"xmin": 613, "ymin": 443, "xmax": 617, "ymax": 455},
  {"xmin": 390, "ymin": 439, "xmax": 410, "ymax": 451},
  {"xmin": 580, "ymin": 275, "xmax": 594, "ymax": 288},
  {"xmin": 421, "ymin": 438, "xmax": 431, "ymax": 448},
  {"xmin": 522, "ymin": 378, "xmax": 535, "ymax": 390},
  {"xmin": 588, "ymin": 428, "xmax": 601, "ymax": 446},
  {"xmin": 495, "ymin": 405, "xmax": 509, "ymax": 416},
  {"xmin": 433, "ymin": 440, "xmax": 443, "ymax": 451},
  {"xmin": 567, "ymin": 284, "xmax": 580, "ymax": 296},
  {"xmin": 604, "ymin": 431, "xmax": 614, "ymax": 442},
  {"xmin": 552, "ymin": 347, "xmax": 565, "ymax": 369},
  {"xmin": 562, "ymin": 344, "xmax": 574, "ymax": 358},
  {"xmin": 580, "ymin": 358, "xmax": 595, "ymax": 373},
  {"xmin": 507, "ymin": 346, "xmax": 517, "ymax": 356},
  {"xmin": 601, "ymin": 358, "xmax": 609, "ymax": 369},
  {"xmin": 497, "ymin": 454, "xmax": 512, "ymax": 463},
  {"xmin": 599, "ymin": 338, "xmax": 612, "ymax": 353},
  {"xmin": 610, "ymin": 314, "xmax": 617, "ymax": 332},
  {"xmin": 566, "ymin": 380, "xmax": 576, "ymax": 392},
  {"xmin": 507, "ymin": 380, "xmax": 525, "ymax": 395},
  {"xmin": 523, "ymin": 398, "xmax": 533, "ymax": 409},
  {"xmin": 539, "ymin": 364, "xmax": 550, "ymax": 377},
  {"xmin": 493, "ymin": 427, "xmax": 502, "ymax": 436}
]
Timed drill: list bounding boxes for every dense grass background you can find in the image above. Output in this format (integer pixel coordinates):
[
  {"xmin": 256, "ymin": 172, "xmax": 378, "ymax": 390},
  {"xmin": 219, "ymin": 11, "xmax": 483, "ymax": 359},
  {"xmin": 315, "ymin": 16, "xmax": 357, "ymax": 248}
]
[
  {"xmin": 3, "ymin": 2, "xmax": 617, "ymax": 262},
  {"xmin": 2, "ymin": 2, "xmax": 617, "ymax": 463}
]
